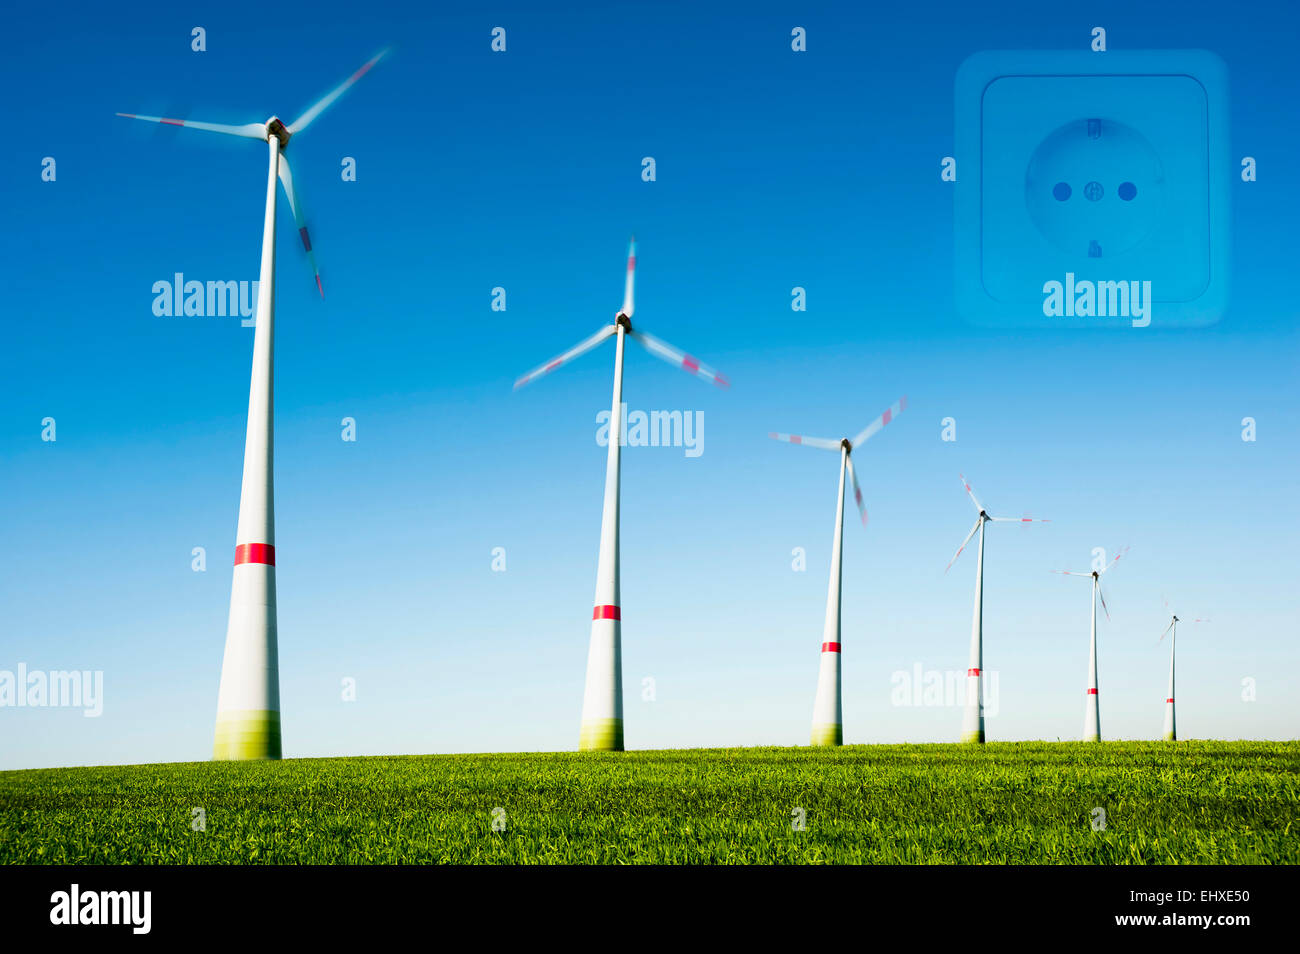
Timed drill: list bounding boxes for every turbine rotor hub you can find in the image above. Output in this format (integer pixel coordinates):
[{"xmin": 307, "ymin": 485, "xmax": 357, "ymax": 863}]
[
  {"xmin": 615, "ymin": 313, "xmax": 633, "ymax": 332},
  {"xmin": 265, "ymin": 117, "xmax": 291, "ymax": 148}
]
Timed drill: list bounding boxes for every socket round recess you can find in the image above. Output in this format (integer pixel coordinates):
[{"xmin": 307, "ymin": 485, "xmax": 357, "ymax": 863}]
[{"xmin": 1024, "ymin": 118, "xmax": 1166, "ymax": 259}]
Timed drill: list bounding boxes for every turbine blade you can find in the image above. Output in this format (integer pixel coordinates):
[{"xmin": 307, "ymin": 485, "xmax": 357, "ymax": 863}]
[
  {"xmin": 1158, "ymin": 619, "xmax": 1175, "ymax": 642},
  {"xmin": 845, "ymin": 455, "xmax": 867, "ymax": 527},
  {"xmin": 514, "ymin": 326, "xmax": 616, "ymax": 390},
  {"xmin": 1099, "ymin": 545, "xmax": 1130, "ymax": 574},
  {"xmin": 115, "ymin": 113, "xmax": 265, "ymax": 139},
  {"xmin": 1052, "ymin": 570, "xmax": 1090, "ymax": 577},
  {"xmin": 277, "ymin": 153, "xmax": 323, "ymax": 297},
  {"xmin": 945, "ymin": 517, "xmax": 982, "ymax": 574},
  {"xmin": 287, "ymin": 48, "xmax": 390, "ymax": 135},
  {"xmin": 620, "ymin": 237, "xmax": 636, "ymax": 318},
  {"xmin": 1098, "ymin": 584, "xmax": 1111, "ymax": 621},
  {"xmin": 851, "ymin": 395, "xmax": 907, "ymax": 447},
  {"xmin": 629, "ymin": 329, "xmax": 730, "ymax": 389},
  {"xmin": 989, "ymin": 515, "xmax": 1050, "ymax": 523},
  {"xmin": 768, "ymin": 432, "xmax": 841, "ymax": 451},
  {"xmin": 958, "ymin": 473, "xmax": 985, "ymax": 514}
]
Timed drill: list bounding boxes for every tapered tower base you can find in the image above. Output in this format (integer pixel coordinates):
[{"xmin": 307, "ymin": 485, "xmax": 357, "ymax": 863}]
[
  {"xmin": 810, "ymin": 723, "xmax": 842, "ymax": 747},
  {"xmin": 213, "ymin": 709, "xmax": 281, "ymax": 760},
  {"xmin": 579, "ymin": 718, "xmax": 624, "ymax": 751}
]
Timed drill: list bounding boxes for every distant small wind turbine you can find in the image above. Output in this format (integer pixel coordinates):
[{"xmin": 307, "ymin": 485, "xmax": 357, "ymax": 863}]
[
  {"xmin": 514, "ymin": 238, "xmax": 729, "ymax": 751},
  {"xmin": 769, "ymin": 396, "xmax": 907, "ymax": 746},
  {"xmin": 1158, "ymin": 599, "xmax": 1208, "ymax": 741},
  {"xmin": 945, "ymin": 475, "xmax": 1049, "ymax": 743},
  {"xmin": 1053, "ymin": 546, "xmax": 1129, "ymax": 742},
  {"xmin": 116, "ymin": 49, "xmax": 389, "ymax": 760}
]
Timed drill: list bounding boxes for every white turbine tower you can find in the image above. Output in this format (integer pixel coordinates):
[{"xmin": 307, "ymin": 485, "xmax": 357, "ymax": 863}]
[
  {"xmin": 1053, "ymin": 546, "xmax": 1129, "ymax": 742},
  {"xmin": 945, "ymin": 475, "xmax": 1049, "ymax": 743},
  {"xmin": 769, "ymin": 398, "xmax": 907, "ymax": 746},
  {"xmin": 116, "ymin": 49, "xmax": 389, "ymax": 760},
  {"xmin": 514, "ymin": 238, "xmax": 729, "ymax": 751},
  {"xmin": 1158, "ymin": 600, "xmax": 1208, "ymax": 741}
]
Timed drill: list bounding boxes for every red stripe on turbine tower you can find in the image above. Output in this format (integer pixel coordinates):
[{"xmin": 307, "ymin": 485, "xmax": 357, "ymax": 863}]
[
  {"xmin": 234, "ymin": 543, "xmax": 276, "ymax": 566},
  {"xmin": 821, "ymin": 642, "xmax": 841, "ymax": 653},
  {"xmin": 1166, "ymin": 697, "xmax": 1174, "ymax": 703},
  {"xmin": 968, "ymin": 668, "xmax": 980, "ymax": 676},
  {"xmin": 592, "ymin": 604, "xmax": 621, "ymax": 620},
  {"xmin": 1087, "ymin": 688, "xmax": 1098, "ymax": 694}
]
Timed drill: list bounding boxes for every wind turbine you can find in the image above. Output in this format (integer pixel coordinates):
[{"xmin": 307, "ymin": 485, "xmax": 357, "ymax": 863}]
[
  {"xmin": 1158, "ymin": 599, "xmax": 1208, "ymax": 741},
  {"xmin": 769, "ymin": 397, "xmax": 907, "ymax": 746},
  {"xmin": 1052, "ymin": 546, "xmax": 1129, "ymax": 742},
  {"xmin": 514, "ymin": 238, "xmax": 729, "ymax": 751},
  {"xmin": 945, "ymin": 475, "xmax": 1049, "ymax": 743},
  {"xmin": 116, "ymin": 49, "xmax": 389, "ymax": 760}
]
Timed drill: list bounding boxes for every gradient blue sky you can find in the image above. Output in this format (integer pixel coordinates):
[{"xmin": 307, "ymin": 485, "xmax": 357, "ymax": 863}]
[{"xmin": 2, "ymin": 0, "xmax": 1296, "ymax": 769}]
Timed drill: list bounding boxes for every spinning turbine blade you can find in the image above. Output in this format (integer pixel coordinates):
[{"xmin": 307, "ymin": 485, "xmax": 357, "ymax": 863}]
[
  {"xmin": 629, "ymin": 329, "xmax": 730, "ymax": 389},
  {"xmin": 945, "ymin": 516, "xmax": 982, "ymax": 574},
  {"xmin": 115, "ymin": 113, "xmax": 266, "ymax": 139},
  {"xmin": 1158, "ymin": 619, "xmax": 1175, "ymax": 642},
  {"xmin": 851, "ymin": 395, "xmax": 908, "ymax": 447},
  {"xmin": 1098, "ymin": 584, "xmax": 1111, "ymax": 621},
  {"xmin": 845, "ymin": 455, "xmax": 867, "ymax": 526},
  {"xmin": 958, "ymin": 473, "xmax": 985, "ymax": 514},
  {"xmin": 620, "ymin": 237, "xmax": 636, "ymax": 318},
  {"xmin": 277, "ymin": 154, "xmax": 323, "ymax": 297},
  {"xmin": 1053, "ymin": 569, "xmax": 1091, "ymax": 577},
  {"xmin": 989, "ymin": 515, "xmax": 1051, "ymax": 523},
  {"xmin": 1100, "ymin": 545, "xmax": 1130, "ymax": 573},
  {"xmin": 768, "ymin": 432, "xmax": 841, "ymax": 451},
  {"xmin": 514, "ymin": 325, "xmax": 616, "ymax": 390},
  {"xmin": 287, "ymin": 48, "xmax": 391, "ymax": 135}
]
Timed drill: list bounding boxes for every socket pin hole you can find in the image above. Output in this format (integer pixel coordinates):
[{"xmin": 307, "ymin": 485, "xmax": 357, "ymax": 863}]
[
  {"xmin": 1118, "ymin": 181, "xmax": 1137, "ymax": 201},
  {"xmin": 1052, "ymin": 182, "xmax": 1071, "ymax": 201}
]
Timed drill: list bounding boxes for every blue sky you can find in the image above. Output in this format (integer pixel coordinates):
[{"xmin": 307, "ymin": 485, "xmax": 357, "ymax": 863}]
[{"xmin": 1, "ymin": 0, "xmax": 1296, "ymax": 769}]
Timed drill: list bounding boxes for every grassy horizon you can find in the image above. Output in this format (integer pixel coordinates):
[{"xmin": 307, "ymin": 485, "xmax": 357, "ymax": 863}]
[{"xmin": 2, "ymin": 742, "xmax": 1296, "ymax": 864}]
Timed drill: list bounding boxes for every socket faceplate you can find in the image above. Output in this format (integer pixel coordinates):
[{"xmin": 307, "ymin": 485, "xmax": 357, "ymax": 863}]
[{"xmin": 954, "ymin": 50, "xmax": 1230, "ymax": 327}]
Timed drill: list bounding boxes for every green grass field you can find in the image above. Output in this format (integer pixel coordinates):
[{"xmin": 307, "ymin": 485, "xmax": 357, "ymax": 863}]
[{"xmin": 1, "ymin": 742, "xmax": 1295, "ymax": 864}]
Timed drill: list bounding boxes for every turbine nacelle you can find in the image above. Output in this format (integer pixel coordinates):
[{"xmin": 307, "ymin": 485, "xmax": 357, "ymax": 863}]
[{"xmin": 265, "ymin": 117, "xmax": 292, "ymax": 148}]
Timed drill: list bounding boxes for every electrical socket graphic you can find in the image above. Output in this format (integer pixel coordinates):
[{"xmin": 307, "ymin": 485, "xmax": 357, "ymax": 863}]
[{"xmin": 954, "ymin": 50, "xmax": 1230, "ymax": 328}]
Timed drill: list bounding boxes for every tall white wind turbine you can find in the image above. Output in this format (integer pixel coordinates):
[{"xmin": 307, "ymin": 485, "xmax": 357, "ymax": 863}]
[
  {"xmin": 514, "ymin": 238, "xmax": 729, "ymax": 751},
  {"xmin": 116, "ymin": 49, "xmax": 389, "ymax": 760},
  {"xmin": 945, "ymin": 475, "xmax": 1049, "ymax": 743},
  {"xmin": 1053, "ymin": 546, "xmax": 1129, "ymax": 742},
  {"xmin": 769, "ymin": 397, "xmax": 907, "ymax": 746},
  {"xmin": 1158, "ymin": 600, "xmax": 1208, "ymax": 741}
]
